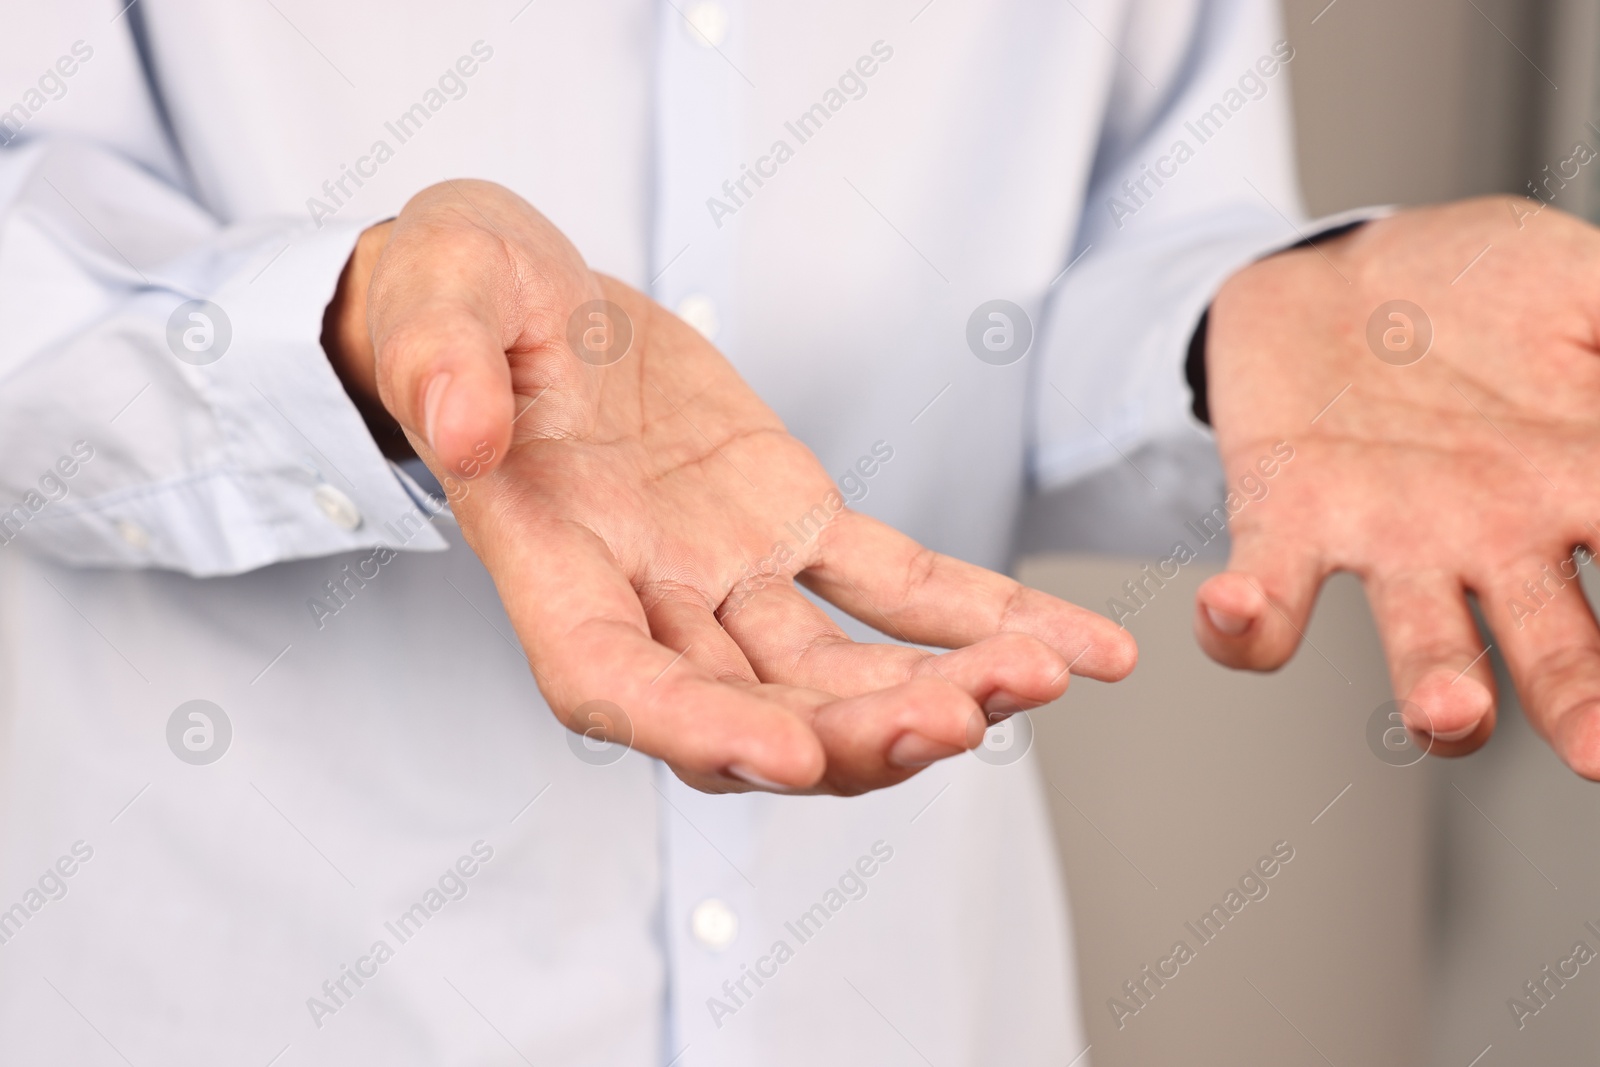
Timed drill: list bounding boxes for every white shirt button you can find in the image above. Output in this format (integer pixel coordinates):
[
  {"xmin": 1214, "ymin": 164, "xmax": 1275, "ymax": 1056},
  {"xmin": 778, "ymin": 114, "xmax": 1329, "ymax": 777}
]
[
  {"xmin": 676, "ymin": 293, "xmax": 720, "ymax": 341},
  {"xmin": 114, "ymin": 519, "xmax": 149, "ymax": 550},
  {"xmin": 312, "ymin": 484, "xmax": 363, "ymax": 531},
  {"xmin": 683, "ymin": 2, "xmax": 729, "ymax": 48},
  {"xmin": 690, "ymin": 897, "xmax": 738, "ymax": 950}
]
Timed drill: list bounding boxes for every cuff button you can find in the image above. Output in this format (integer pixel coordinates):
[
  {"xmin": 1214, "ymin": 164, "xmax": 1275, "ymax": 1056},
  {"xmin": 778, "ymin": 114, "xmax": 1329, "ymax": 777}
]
[
  {"xmin": 312, "ymin": 484, "xmax": 363, "ymax": 531},
  {"xmin": 115, "ymin": 518, "xmax": 150, "ymax": 550}
]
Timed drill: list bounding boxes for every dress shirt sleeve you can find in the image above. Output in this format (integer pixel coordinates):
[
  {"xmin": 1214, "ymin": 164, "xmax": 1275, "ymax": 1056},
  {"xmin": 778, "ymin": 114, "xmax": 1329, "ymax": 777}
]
[
  {"xmin": 0, "ymin": 10, "xmax": 445, "ymax": 576},
  {"xmin": 1030, "ymin": 0, "xmax": 1370, "ymax": 489}
]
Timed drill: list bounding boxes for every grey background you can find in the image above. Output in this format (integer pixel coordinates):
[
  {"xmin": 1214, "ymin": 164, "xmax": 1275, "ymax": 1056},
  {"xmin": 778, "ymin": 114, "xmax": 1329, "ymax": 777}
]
[{"xmin": 1021, "ymin": 1, "xmax": 1600, "ymax": 1064}]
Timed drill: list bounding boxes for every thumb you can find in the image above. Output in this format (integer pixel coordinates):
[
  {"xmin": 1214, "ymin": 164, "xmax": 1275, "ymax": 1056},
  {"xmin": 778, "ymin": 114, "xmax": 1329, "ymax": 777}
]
[
  {"xmin": 366, "ymin": 185, "xmax": 605, "ymax": 478},
  {"xmin": 377, "ymin": 294, "xmax": 517, "ymax": 479}
]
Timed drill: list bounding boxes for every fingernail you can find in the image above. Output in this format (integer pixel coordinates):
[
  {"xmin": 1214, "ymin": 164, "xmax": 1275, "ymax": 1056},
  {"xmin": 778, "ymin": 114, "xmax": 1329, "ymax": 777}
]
[
  {"xmin": 1411, "ymin": 675, "xmax": 1491, "ymax": 741},
  {"xmin": 887, "ymin": 733, "xmax": 966, "ymax": 769},
  {"xmin": 1425, "ymin": 704, "xmax": 1487, "ymax": 742},
  {"xmin": 1205, "ymin": 604, "xmax": 1251, "ymax": 636},
  {"xmin": 727, "ymin": 763, "xmax": 788, "ymax": 790},
  {"xmin": 422, "ymin": 373, "xmax": 452, "ymax": 453}
]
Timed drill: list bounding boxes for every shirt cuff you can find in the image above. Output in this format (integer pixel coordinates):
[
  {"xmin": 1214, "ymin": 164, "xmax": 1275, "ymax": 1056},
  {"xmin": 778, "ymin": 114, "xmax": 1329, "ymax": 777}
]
[
  {"xmin": 25, "ymin": 220, "xmax": 449, "ymax": 575},
  {"xmin": 1184, "ymin": 206, "xmax": 1394, "ymax": 425}
]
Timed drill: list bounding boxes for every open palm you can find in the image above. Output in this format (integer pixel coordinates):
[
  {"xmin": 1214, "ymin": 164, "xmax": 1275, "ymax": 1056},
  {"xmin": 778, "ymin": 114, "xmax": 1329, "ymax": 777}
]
[{"xmin": 355, "ymin": 181, "xmax": 1135, "ymax": 794}]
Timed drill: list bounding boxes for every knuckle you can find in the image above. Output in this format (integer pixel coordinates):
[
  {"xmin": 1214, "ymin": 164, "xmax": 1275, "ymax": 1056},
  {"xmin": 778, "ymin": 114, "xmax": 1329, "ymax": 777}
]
[
  {"xmin": 898, "ymin": 545, "xmax": 940, "ymax": 607},
  {"xmin": 995, "ymin": 582, "xmax": 1031, "ymax": 632},
  {"xmin": 374, "ymin": 320, "xmax": 447, "ymax": 388}
]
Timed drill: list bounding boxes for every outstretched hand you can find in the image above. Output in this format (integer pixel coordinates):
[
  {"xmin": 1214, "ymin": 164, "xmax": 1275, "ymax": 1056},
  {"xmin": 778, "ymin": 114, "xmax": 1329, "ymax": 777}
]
[
  {"xmin": 327, "ymin": 180, "xmax": 1136, "ymax": 794},
  {"xmin": 1202, "ymin": 197, "xmax": 1600, "ymax": 778}
]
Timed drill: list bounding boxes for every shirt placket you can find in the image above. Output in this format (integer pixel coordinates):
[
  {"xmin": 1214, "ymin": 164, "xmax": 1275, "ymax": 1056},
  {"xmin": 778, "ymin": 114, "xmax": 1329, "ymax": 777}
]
[{"xmin": 650, "ymin": 1, "xmax": 752, "ymax": 1063}]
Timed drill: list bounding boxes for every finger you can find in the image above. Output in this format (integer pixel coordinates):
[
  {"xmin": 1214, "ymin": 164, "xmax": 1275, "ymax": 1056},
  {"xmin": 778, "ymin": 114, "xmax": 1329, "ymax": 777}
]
[
  {"xmin": 368, "ymin": 225, "xmax": 520, "ymax": 477},
  {"xmin": 720, "ymin": 579, "xmax": 1072, "ymax": 712},
  {"xmin": 642, "ymin": 593, "xmax": 758, "ymax": 684},
  {"xmin": 1365, "ymin": 570, "xmax": 1496, "ymax": 754},
  {"xmin": 809, "ymin": 677, "xmax": 988, "ymax": 790},
  {"xmin": 1194, "ymin": 529, "xmax": 1325, "ymax": 670},
  {"xmin": 799, "ymin": 511, "xmax": 1137, "ymax": 681},
  {"xmin": 463, "ymin": 497, "xmax": 826, "ymax": 788},
  {"xmin": 1480, "ymin": 558, "xmax": 1600, "ymax": 779},
  {"xmin": 670, "ymin": 677, "xmax": 988, "ymax": 795}
]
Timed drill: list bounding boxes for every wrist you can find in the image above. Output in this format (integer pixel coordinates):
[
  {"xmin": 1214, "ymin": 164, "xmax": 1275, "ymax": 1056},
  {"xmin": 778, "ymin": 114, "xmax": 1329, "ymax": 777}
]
[{"xmin": 1195, "ymin": 219, "xmax": 1372, "ymax": 428}]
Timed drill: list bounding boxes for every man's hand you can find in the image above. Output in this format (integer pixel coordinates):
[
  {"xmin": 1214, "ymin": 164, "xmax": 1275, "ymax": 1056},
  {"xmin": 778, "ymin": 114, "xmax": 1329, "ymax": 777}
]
[
  {"xmin": 1202, "ymin": 196, "xmax": 1600, "ymax": 778},
  {"xmin": 326, "ymin": 180, "xmax": 1136, "ymax": 795}
]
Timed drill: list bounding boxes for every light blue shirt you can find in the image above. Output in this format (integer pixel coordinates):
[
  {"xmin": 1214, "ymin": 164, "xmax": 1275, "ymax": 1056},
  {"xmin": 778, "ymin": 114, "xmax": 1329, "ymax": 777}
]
[{"xmin": 0, "ymin": 1, "xmax": 1312, "ymax": 1063}]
